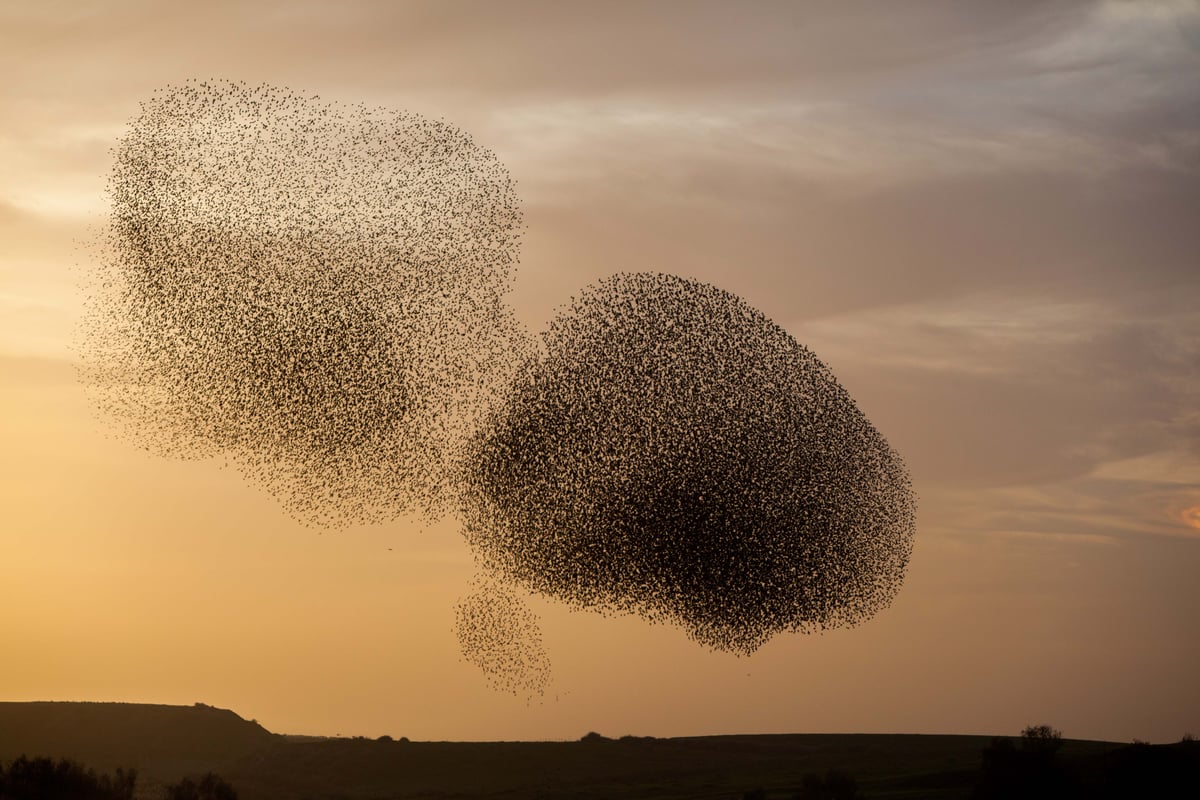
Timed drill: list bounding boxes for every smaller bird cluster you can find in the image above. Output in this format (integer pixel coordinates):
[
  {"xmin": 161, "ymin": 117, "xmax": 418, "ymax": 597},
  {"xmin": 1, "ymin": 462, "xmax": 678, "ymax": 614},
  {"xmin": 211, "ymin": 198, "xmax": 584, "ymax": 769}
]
[
  {"xmin": 454, "ymin": 575, "xmax": 551, "ymax": 697},
  {"xmin": 80, "ymin": 80, "xmax": 528, "ymax": 526},
  {"xmin": 461, "ymin": 272, "xmax": 915, "ymax": 655}
]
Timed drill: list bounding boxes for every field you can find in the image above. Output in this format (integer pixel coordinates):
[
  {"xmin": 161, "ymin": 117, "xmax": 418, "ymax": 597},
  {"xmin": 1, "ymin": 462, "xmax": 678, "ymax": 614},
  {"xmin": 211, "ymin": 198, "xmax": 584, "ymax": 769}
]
[{"xmin": 0, "ymin": 701, "xmax": 1170, "ymax": 799}]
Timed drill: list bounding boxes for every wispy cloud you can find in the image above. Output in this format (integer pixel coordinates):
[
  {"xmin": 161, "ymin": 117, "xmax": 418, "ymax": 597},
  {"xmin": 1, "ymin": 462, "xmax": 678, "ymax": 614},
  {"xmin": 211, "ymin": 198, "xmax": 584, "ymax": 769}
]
[
  {"xmin": 791, "ymin": 289, "xmax": 1200, "ymax": 542},
  {"xmin": 935, "ymin": 469, "xmax": 1200, "ymax": 543}
]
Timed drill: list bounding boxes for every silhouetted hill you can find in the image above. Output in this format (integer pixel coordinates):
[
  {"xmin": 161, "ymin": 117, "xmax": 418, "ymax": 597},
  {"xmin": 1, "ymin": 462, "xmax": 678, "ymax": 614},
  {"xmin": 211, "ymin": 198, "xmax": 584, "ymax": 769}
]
[
  {"xmin": 0, "ymin": 702, "xmax": 274, "ymax": 796},
  {"xmin": 3, "ymin": 702, "xmax": 1162, "ymax": 799}
]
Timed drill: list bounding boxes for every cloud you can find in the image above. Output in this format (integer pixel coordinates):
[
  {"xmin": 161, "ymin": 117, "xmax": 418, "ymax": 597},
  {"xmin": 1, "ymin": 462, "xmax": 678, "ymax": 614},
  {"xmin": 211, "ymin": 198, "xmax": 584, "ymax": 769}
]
[
  {"xmin": 4, "ymin": 2, "xmax": 1196, "ymax": 225},
  {"xmin": 786, "ymin": 284, "xmax": 1200, "ymax": 544},
  {"xmin": 462, "ymin": 0, "xmax": 1199, "ymax": 193},
  {"xmin": 481, "ymin": 98, "xmax": 1194, "ymax": 201},
  {"xmin": 937, "ymin": 470, "xmax": 1200, "ymax": 543}
]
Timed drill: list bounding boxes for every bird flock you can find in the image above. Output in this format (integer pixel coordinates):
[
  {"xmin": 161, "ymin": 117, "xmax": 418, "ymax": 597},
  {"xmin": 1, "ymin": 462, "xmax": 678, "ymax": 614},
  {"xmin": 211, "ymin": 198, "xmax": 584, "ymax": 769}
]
[
  {"xmin": 81, "ymin": 80, "xmax": 916, "ymax": 695},
  {"xmin": 81, "ymin": 80, "xmax": 529, "ymax": 528},
  {"xmin": 461, "ymin": 273, "xmax": 915, "ymax": 656},
  {"xmin": 455, "ymin": 575, "xmax": 552, "ymax": 696}
]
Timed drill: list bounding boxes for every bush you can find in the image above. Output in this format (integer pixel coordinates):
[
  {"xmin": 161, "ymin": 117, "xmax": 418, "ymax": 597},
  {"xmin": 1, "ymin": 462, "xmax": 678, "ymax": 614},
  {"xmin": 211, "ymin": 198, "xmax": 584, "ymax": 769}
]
[
  {"xmin": 1100, "ymin": 739, "xmax": 1200, "ymax": 798},
  {"xmin": 0, "ymin": 756, "xmax": 136, "ymax": 800},
  {"xmin": 1020, "ymin": 725, "xmax": 1063, "ymax": 756}
]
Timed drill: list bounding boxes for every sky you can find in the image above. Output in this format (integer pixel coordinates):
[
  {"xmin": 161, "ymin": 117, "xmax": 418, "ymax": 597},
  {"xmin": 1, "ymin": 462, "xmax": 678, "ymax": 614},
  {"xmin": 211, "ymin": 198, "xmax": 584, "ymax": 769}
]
[{"xmin": 2, "ymin": 0, "xmax": 1198, "ymax": 743}]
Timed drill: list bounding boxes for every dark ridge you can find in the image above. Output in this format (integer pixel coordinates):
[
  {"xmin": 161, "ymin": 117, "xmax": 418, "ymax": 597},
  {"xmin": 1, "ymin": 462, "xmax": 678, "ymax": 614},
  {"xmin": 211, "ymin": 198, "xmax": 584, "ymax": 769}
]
[
  {"xmin": 0, "ymin": 701, "xmax": 273, "ymax": 792},
  {"xmin": 3, "ymin": 703, "xmax": 1160, "ymax": 800}
]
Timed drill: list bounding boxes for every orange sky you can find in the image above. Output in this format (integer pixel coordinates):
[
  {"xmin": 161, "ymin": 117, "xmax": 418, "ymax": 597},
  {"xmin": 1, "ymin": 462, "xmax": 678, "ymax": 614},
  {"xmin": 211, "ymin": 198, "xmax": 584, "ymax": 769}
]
[{"xmin": 2, "ymin": 0, "xmax": 1198, "ymax": 743}]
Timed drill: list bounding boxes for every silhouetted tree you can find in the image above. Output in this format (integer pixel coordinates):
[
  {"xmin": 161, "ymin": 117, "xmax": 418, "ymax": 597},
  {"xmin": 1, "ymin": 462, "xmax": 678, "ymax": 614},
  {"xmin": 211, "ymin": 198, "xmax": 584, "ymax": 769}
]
[
  {"xmin": 974, "ymin": 725, "xmax": 1078, "ymax": 799},
  {"xmin": 1020, "ymin": 725, "xmax": 1062, "ymax": 756},
  {"xmin": 0, "ymin": 756, "xmax": 136, "ymax": 800},
  {"xmin": 162, "ymin": 772, "xmax": 237, "ymax": 800}
]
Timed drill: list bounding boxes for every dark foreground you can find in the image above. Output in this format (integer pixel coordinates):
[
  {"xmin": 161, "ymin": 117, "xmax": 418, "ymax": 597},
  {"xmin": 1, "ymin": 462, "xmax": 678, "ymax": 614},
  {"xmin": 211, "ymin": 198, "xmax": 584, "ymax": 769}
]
[{"xmin": 1, "ymin": 702, "xmax": 1195, "ymax": 799}]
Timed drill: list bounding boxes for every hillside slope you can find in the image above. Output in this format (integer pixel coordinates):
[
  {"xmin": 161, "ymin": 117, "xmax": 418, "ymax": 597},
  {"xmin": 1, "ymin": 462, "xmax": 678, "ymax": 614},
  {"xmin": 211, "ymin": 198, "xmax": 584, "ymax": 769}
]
[
  {"xmin": 0, "ymin": 701, "xmax": 275, "ymax": 793},
  {"xmin": 3, "ymin": 702, "xmax": 1165, "ymax": 800}
]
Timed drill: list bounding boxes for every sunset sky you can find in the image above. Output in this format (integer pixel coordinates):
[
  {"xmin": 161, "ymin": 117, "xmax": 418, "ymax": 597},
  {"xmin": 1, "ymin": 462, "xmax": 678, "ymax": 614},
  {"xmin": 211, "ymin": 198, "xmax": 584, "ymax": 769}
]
[{"xmin": 2, "ymin": 0, "xmax": 1198, "ymax": 743}]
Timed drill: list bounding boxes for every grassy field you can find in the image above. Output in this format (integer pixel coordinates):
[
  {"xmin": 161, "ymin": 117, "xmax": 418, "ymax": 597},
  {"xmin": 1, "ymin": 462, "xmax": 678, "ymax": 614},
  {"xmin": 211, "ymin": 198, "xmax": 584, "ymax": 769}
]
[
  {"xmin": 227, "ymin": 733, "xmax": 989, "ymax": 799},
  {"xmin": 0, "ymin": 701, "xmax": 1153, "ymax": 799}
]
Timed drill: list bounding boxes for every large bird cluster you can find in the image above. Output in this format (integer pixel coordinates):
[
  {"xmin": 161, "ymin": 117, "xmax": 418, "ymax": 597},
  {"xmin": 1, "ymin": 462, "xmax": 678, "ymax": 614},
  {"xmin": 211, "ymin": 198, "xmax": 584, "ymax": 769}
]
[
  {"xmin": 461, "ymin": 273, "xmax": 915, "ymax": 655},
  {"xmin": 82, "ymin": 82, "xmax": 915, "ymax": 693},
  {"xmin": 80, "ymin": 80, "xmax": 528, "ymax": 526}
]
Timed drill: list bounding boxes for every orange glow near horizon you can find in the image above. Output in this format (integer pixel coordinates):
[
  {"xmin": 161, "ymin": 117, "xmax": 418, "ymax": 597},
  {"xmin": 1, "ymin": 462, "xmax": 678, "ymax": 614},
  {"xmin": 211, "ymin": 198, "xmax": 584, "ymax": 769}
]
[{"xmin": 1181, "ymin": 504, "xmax": 1200, "ymax": 532}]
